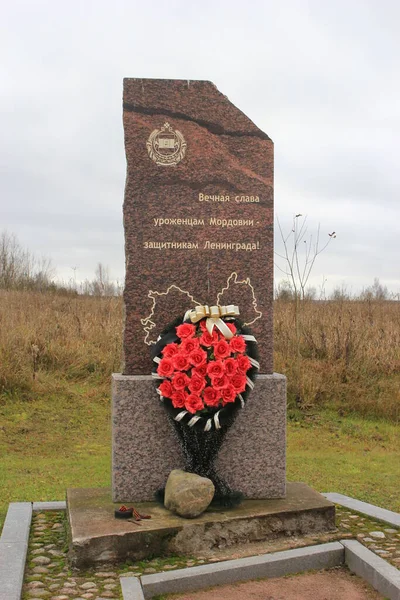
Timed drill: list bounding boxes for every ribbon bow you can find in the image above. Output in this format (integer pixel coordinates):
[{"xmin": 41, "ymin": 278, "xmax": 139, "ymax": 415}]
[{"xmin": 185, "ymin": 305, "xmax": 240, "ymax": 339}]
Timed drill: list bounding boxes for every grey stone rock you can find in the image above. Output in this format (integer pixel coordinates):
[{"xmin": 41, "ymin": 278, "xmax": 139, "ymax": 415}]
[
  {"xmin": 370, "ymin": 531, "xmax": 385, "ymax": 539},
  {"xmin": 26, "ymin": 581, "xmax": 45, "ymax": 588},
  {"xmin": 32, "ymin": 556, "xmax": 51, "ymax": 565},
  {"xmin": 384, "ymin": 528, "xmax": 398, "ymax": 534},
  {"xmin": 80, "ymin": 582, "xmax": 97, "ymax": 589},
  {"xmin": 164, "ymin": 470, "xmax": 215, "ymax": 518}
]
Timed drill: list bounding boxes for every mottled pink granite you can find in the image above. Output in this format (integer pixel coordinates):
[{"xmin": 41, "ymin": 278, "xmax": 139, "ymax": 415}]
[
  {"xmin": 122, "ymin": 78, "xmax": 274, "ymax": 375},
  {"xmin": 112, "ymin": 373, "xmax": 286, "ymax": 502},
  {"xmin": 112, "ymin": 375, "xmax": 185, "ymax": 502},
  {"xmin": 113, "ymin": 78, "xmax": 286, "ymax": 504}
]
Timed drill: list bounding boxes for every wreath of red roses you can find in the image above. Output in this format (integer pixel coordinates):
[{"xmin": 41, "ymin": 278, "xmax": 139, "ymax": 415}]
[{"xmin": 151, "ymin": 314, "xmax": 259, "ymax": 431}]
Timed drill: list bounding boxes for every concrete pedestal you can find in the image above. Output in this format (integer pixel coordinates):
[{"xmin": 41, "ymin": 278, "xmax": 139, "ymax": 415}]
[
  {"xmin": 112, "ymin": 373, "xmax": 286, "ymax": 502},
  {"xmin": 67, "ymin": 483, "xmax": 335, "ymax": 568}
]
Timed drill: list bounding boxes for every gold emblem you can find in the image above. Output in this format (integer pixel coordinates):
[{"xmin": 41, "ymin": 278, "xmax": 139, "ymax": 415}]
[{"xmin": 146, "ymin": 122, "xmax": 186, "ymax": 166}]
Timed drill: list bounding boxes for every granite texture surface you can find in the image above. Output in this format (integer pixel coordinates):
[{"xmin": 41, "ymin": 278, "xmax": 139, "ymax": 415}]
[
  {"xmin": 112, "ymin": 373, "xmax": 286, "ymax": 502},
  {"xmin": 122, "ymin": 78, "xmax": 274, "ymax": 375},
  {"xmin": 112, "ymin": 374, "xmax": 185, "ymax": 502}
]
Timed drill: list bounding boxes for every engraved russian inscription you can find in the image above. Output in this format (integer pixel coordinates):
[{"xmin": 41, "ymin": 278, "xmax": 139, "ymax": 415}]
[{"xmin": 123, "ymin": 79, "xmax": 274, "ymax": 374}]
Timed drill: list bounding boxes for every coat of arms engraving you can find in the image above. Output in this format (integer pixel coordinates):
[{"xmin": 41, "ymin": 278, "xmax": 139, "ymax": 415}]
[{"xmin": 146, "ymin": 122, "xmax": 186, "ymax": 166}]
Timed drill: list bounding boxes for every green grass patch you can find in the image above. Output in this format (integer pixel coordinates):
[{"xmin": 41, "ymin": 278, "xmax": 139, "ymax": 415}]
[{"xmin": 287, "ymin": 410, "xmax": 400, "ymax": 512}]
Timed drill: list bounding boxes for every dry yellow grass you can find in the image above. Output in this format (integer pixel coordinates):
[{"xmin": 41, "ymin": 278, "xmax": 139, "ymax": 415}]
[
  {"xmin": 0, "ymin": 290, "xmax": 122, "ymax": 398},
  {"xmin": 275, "ymin": 298, "xmax": 400, "ymax": 421},
  {"xmin": 0, "ymin": 290, "xmax": 399, "ymax": 421}
]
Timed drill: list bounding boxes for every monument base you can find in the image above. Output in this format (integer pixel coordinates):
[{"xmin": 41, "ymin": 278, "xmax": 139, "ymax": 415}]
[
  {"xmin": 112, "ymin": 373, "xmax": 286, "ymax": 502},
  {"xmin": 67, "ymin": 483, "xmax": 335, "ymax": 568}
]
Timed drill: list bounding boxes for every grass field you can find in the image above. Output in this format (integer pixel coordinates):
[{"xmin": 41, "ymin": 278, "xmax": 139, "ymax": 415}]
[{"xmin": 0, "ymin": 290, "xmax": 399, "ymax": 531}]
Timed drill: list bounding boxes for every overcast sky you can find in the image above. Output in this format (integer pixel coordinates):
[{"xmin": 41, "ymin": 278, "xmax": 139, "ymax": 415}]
[{"xmin": 1, "ymin": 0, "xmax": 399, "ymax": 296}]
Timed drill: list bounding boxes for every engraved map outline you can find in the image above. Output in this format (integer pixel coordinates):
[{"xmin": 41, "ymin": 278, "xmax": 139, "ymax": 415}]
[{"xmin": 141, "ymin": 271, "xmax": 262, "ymax": 345}]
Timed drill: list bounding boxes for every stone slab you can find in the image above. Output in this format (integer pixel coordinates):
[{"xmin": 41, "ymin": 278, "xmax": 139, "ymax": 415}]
[
  {"xmin": 139, "ymin": 542, "xmax": 344, "ymax": 598},
  {"xmin": 33, "ymin": 501, "xmax": 67, "ymax": 511},
  {"xmin": 112, "ymin": 373, "xmax": 286, "ymax": 502},
  {"xmin": 342, "ymin": 539, "xmax": 400, "ymax": 600},
  {"xmin": 122, "ymin": 78, "xmax": 274, "ymax": 376},
  {"xmin": 67, "ymin": 483, "xmax": 335, "ymax": 568},
  {"xmin": 0, "ymin": 501, "xmax": 32, "ymax": 543},
  {"xmin": 0, "ymin": 541, "xmax": 29, "ymax": 600},
  {"xmin": 120, "ymin": 575, "xmax": 146, "ymax": 600},
  {"xmin": 324, "ymin": 493, "xmax": 400, "ymax": 527},
  {"xmin": 0, "ymin": 502, "xmax": 32, "ymax": 600}
]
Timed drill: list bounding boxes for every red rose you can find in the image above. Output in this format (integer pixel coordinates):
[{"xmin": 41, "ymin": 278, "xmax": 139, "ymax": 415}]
[
  {"xmin": 230, "ymin": 335, "xmax": 246, "ymax": 353},
  {"xmin": 172, "ymin": 353, "xmax": 190, "ymax": 371},
  {"xmin": 181, "ymin": 337, "xmax": 200, "ymax": 354},
  {"xmin": 171, "ymin": 390, "xmax": 187, "ymax": 408},
  {"xmin": 206, "ymin": 360, "xmax": 225, "ymax": 379},
  {"xmin": 176, "ymin": 323, "xmax": 196, "ymax": 339},
  {"xmin": 199, "ymin": 320, "xmax": 208, "ymax": 332},
  {"xmin": 162, "ymin": 343, "xmax": 179, "ymax": 358},
  {"xmin": 213, "ymin": 339, "xmax": 231, "ymax": 360},
  {"xmin": 172, "ymin": 372, "xmax": 190, "ymax": 390},
  {"xmin": 159, "ymin": 380, "xmax": 173, "ymax": 398},
  {"xmin": 237, "ymin": 354, "xmax": 251, "ymax": 373},
  {"xmin": 193, "ymin": 363, "xmax": 207, "ymax": 378},
  {"xmin": 231, "ymin": 373, "xmax": 247, "ymax": 392},
  {"xmin": 185, "ymin": 393, "xmax": 204, "ymax": 414},
  {"xmin": 188, "ymin": 374, "xmax": 206, "ymax": 394},
  {"xmin": 212, "ymin": 374, "xmax": 229, "ymax": 390},
  {"xmin": 157, "ymin": 357, "xmax": 174, "ymax": 377},
  {"xmin": 226, "ymin": 322, "xmax": 237, "ymax": 335},
  {"xmin": 199, "ymin": 330, "xmax": 218, "ymax": 347},
  {"xmin": 224, "ymin": 357, "xmax": 237, "ymax": 377},
  {"xmin": 189, "ymin": 348, "xmax": 207, "ymax": 367},
  {"xmin": 221, "ymin": 384, "xmax": 237, "ymax": 404},
  {"xmin": 203, "ymin": 386, "xmax": 221, "ymax": 407}
]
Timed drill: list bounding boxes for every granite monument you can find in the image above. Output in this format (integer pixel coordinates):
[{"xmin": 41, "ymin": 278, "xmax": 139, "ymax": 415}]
[{"xmin": 112, "ymin": 79, "xmax": 286, "ymax": 502}]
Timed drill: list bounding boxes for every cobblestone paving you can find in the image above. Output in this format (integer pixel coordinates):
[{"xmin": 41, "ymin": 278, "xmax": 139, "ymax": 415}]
[{"xmin": 22, "ymin": 507, "xmax": 400, "ymax": 600}]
